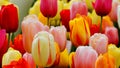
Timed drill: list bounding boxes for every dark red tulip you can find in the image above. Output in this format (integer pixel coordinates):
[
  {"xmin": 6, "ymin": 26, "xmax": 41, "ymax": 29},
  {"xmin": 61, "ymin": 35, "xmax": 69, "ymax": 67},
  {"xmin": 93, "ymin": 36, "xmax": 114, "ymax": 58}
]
[
  {"xmin": 40, "ymin": 0, "xmax": 57, "ymax": 18},
  {"xmin": 93, "ymin": 0, "xmax": 112, "ymax": 16},
  {"xmin": 60, "ymin": 9, "xmax": 70, "ymax": 31},
  {"xmin": 0, "ymin": 4, "xmax": 18, "ymax": 33}
]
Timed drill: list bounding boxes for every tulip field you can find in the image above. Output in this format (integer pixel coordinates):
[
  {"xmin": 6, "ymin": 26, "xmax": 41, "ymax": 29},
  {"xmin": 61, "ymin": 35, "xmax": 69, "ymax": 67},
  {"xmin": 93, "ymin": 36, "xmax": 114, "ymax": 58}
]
[{"xmin": 1, "ymin": 0, "xmax": 120, "ymax": 68}]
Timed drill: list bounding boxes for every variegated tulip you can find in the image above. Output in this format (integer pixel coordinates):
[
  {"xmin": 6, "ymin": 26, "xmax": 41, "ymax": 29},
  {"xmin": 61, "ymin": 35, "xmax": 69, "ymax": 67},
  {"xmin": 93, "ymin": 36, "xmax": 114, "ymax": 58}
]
[
  {"xmin": 2, "ymin": 47, "xmax": 22, "ymax": 66},
  {"xmin": 70, "ymin": 1, "xmax": 88, "ymax": 19},
  {"xmin": 105, "ymin": 27, "xmax": 119, "ymax": 45},
  {"xmin": 32, "ymin": 31, "xmax": 56, "ymax": 67},
  {"xmin": 74, "ymin": 46, "xmax": 98, "ymax": 68},
  {"xmin": 89, "ymin": 33, "xmax": 108, "ymax": 54},
  {"xmin": 69, "ymin": 15, "xmax": 90, "ymax": 47},
  {"xmin": 23, "ymin": 52, "xmax": 36, "ymax": 68},
  {"xmin": 108, "ymin": 44, "xmax": 120, "ymax": 68},
  {"xmin": 21, "ymin": 15, "xmax": 49, "ymax": 53},
  {"xmin": 95, "ymin": 53, "xmax": 116, "ymax": 68},
  {"xmin": 50, "ymin": 26, "xmax": 67, "ymax": 51}
]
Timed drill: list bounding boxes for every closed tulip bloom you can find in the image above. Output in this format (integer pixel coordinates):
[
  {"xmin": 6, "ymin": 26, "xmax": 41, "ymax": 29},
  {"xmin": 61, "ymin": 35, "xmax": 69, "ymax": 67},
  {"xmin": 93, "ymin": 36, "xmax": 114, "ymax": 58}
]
[
  {"xmin": 70, "ymin": 1, "xmax": 88, "ymax": 19},
  {"xmin": 50, "ymin": 26, "xmax": 67, "ymax": 51},
  {"xmin": 32, "ymin": 31, "xmax": 56, "ymax": 67},
  {"xmin": 40, "ymin": 0, "xmax": 57, "ymax": 18},
  {"xmin": 93, "ymin": 0, "xmax": 112, "ymax": 16},
  {"xmin": 105, "ymin": 27, "xmax": 119, "ymax": 45},
  {"xmin": 21, "ymin": 15, "xmax": 49, "ymax": 53},
  {"xmin": 89, "ymin": 33, "xmax": 108, "ymax": 54},
  {"xmin": 0, "ymin": 4, "xmax": 18, "ymax": 33},
  {"xmin": 2, "ymin": 47, "xmax": 22, "ymax": 66},
  {"xmin": 69, "ymin": 15, "xmax": 90, "ymax": 47},
  {"xmin": 74, "ymin": 46, "xmax": 98, "ymax": 68},
  {"xmin": 0, "ymin": 29, "xmax": 7, "ymax": 67},
  {"xmin": 95, "ymin": 53, "xmax": 116, "ymax": 68},
  {"xmin": 23, "ymin": 52, "xmax": 36, "ymax": 68}
]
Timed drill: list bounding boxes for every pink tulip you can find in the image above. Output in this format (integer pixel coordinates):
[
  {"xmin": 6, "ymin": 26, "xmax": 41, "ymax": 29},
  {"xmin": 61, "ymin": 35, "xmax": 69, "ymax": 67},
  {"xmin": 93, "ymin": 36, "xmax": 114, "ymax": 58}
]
[
  {"xmin": 105, "ymin": 27, "xmax": 119, "ymax": 45},
  {"xmin": 23, "ymin": 52, "xmax": 36, "ymax": 68},
  {"xmin": 0, "ymin": 29, "xmax": 7, "ymax": 67},
  {"xmin": 50, "ymin": 26, "xmax": 67, "ymax": 51},
  {"xmin": 74, "ymin": 46, "xmax": 98, "ymax": 68},
  {"xmin": 70, "ymin": 1, "xmax": 88, "ymax": 19},
  {"xmin": 89, "ymin": 33, "xmax": 108, "ymax": 54},
  {"xmin": 21, "ymin": 15, "xmax": 49, "ymax": 53},
  {"xmin": 40, "ymin": 0, "xmax": 57, "ymax": 18},
  {"xmin": 93, "ymin": 0, "xmax": 112, "ymax": 16}
]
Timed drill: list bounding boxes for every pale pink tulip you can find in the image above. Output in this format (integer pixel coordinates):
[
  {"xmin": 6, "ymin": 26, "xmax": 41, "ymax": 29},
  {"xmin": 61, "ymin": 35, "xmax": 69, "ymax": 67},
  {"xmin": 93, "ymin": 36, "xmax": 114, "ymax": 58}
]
[
  {"xmin": 21, "ymin": 15, "xmax": 49, "ymax": 53},
  {"xmin": 74, "ymin": 46, "xmax": 98, "ymax": 68},
  {"xmin": 50, "ymin": 26, "xmax": 67, "ymax": 51},
  {"xmin": 105, "ymin": 27, "xmax": 119, "ymax": 45},
  {"xmin": 89, "ymin": 33, "xmax": 108, "ymax": 54},
  {"xmin": 23, "ymin": 52, "xmax": 36, "ymax": 68},
  {"xmin": 70, "ymin": 1, "xmax": 88, "ymax": 19}
]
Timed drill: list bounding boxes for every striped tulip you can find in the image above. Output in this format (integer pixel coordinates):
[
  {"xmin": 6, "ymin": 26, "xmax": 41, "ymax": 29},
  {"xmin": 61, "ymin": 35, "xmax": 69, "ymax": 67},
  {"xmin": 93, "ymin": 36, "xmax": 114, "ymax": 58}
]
[
  {"xmin": 0, "ymin": 4, "xmax": 18, "ymax": 33},
  {"xmin": 50, "ymin": 26, "xmax": 67, "ymax": 51},
  {"xmin": 69, "ymin": 15, "xmax": 90, "ymax": 47},
  {"xmin": 89, "ymin": 33, "xmax": 108, "ymax": 54},
  {"xmin": 21, "ymin": 15, "xmax": 49, "ymax": 53},
  {"xmin": 32, "ymin": 31, "xmax": 56, "ymax": 67},
  {"xmin": 74, "ymin": 46, "xmax": 98, "ymax": 68}
]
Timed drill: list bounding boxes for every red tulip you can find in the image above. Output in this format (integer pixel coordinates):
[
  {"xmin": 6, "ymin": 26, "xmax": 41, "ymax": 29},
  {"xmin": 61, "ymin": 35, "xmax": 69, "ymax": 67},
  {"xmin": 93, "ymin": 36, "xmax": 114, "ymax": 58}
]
[
  {"xmin": 105, "ymin": 27, "xmax": 119, "ymax": 45},
  {"xmin": 40, "ymin": 0, "xmax": 57, "ymax": 18},
  {"xmin": 60, "ymin": 9, "xmax": 70, "ymax": 31},
  {"xmin": 93, "ymin": 0, "xmax": 112, "ymax": 16},
  {"xmin": 10, "ymin": 34, "xmax": 26, "ymax": 55},
  {"xmin": 0, "ymin": 4, "xmax": 18, "ymax": 33},
  {"xmin": 0, "ymin": 29, "xmax": 7, "ymax": 67},
  {"xmin": 70, "ymin": 1, "xmax": 88, "ymax": 19}
]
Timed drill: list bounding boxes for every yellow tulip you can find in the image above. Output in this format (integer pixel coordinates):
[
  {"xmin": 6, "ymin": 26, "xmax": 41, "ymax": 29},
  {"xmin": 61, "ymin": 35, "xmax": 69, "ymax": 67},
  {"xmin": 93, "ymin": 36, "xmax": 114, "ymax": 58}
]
[
  {"xmin": 2, "ymin": 47, "xmax": 22, "ymax": 66},
  {"xmin": 69, "ymin": 52, "xmax": 75, "ymax": 68},
  {"xmin": 108, "ymin": 44, "xmax": 120, "ymax": 68},
  {"xmin": 85, "ymin": 0, "xmax": 95, "ymax": 11},
  {"xmin": 0, "ymin": 0, "xmax": 10, "ymax": 6}
]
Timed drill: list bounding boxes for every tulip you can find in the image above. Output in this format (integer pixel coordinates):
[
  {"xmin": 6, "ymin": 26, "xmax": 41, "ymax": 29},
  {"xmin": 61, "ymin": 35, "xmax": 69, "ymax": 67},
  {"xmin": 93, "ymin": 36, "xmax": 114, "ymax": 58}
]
[
  {"xmin": 0, "ymin": 4, "xmax": 18, "ymax": 33},
  {"xmin": 85, "ymin": 0, "xmax": 95, "ymax": 11},
  {"xmin": 70, "ymin": 1, "xmax": 88, "ymax": 19},
  {"xmin": 89, "ymin": 33, "xmax": 108, "ymax": 54},
  {"xmin": 95, "ymin": 53, "xmax": 116, "ymax": 68},
  {"xmin": 23, "ymin": 52, "xmax": 36, "ymax": 68},
  {"xmin": 10, "ymin": 34, "xmax": 26, "ymax": 55},
  {"xmin": 69, "ymin": 52, "xmax": 75, "ymax": 68},
  {"xmin": 50, "ymin": 26, "xmax": 67, "ymax": 51},
  {"xmin": 0, "ymin": 29, "xmax": 7, "ymax": 67},
  {"xmin": 117, "ymin": 5, "xmax": 120, "ymax": 28},
  {"xmin": 69, "ymin": 15, "xmax": 90, "ymax": 47},
  {"xmin": 2, "ymin": 58, "xmax": 30, "ymax": 68},
  {"xmin": 21, "ymin": 15, "xmax": 49, "ymax": 53},
  {"xmin": 60, "ymin": 9, "xmax": 70, "ymax": 31},
  {"xmin": 74, "ymin": 46, "xmax": 98, "ymax": 68},
  {"xmin": 2, "ymin": 47, "xmax": 22, "ymax": 66},
  {"xmin": 32, "ymin": 31, "xmax": 56, "ymax": 67},
  {"xmin": 90, "ymin": 24, "xmax": 100, "ymax": 36},
  {"xmin": 92, "ymin": 0, "xmax": 112, "ymax": 16},
  {"xmin": 105, "ymin": 27, "xmax": 119, "ymax": 45},
  {"xmin": 40, "ymin": 0, "xmax": 57, "ymax": 18}
]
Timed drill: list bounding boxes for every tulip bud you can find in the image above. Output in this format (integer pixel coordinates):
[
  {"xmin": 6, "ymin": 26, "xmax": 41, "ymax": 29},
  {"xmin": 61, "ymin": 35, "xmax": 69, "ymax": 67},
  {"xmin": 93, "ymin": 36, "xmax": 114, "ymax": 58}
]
[
  {"xmin": 70, "ymin": 1, "xmax": 88, "ymax": 19},
  {"xmin": 0, "ymin": 4, "xmax": 18, "ymax": 33},
  {"xmin": 93, "ymin": 0, "xmax": 112, "ymax": 16},
  {"xmin": 69, "ymin": 15, "xmax": 90, "ymax": 47},
  {"xmin": 50, "ymin": 26, "xmax": 67, "ymax": 51},
  {"xmin": 21, "ymin": 15, "xmax": 49, "ymax": 53},
  {"xmin": 32, "ymin": 31, "xmax": 56, "ymax": 67},
  {"xmin": 74, "ymin": 46, "xmax": 98, "ymax": 68},
  {"xmin": 40, "ymin": 0, "xmax": 57, "ymax": 18},
  {"xmin": 89, "ymin": 33, "xmax": 108, "ymax": 54},
  {"xmin": 105, "ymin": 27, "xmax": 119, "ymax": 45},
  {"xmin": 2, "ymin": 47, "xmax": 22, "ymax": 66}
]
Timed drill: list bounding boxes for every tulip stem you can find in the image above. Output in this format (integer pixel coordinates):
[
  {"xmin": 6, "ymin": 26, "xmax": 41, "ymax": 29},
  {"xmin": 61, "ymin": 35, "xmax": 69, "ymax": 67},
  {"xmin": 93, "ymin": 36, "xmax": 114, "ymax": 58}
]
[
  {"xmin": 100, "ymin": 16, "xmax": 103, "ymax": 32},
  {"xmin": 47, "ymin": 17, "xmax": 50, "ymax": 27},
  {"xmin": 8, "ymin": 33, "xmax": 11, "ymax": 47}
]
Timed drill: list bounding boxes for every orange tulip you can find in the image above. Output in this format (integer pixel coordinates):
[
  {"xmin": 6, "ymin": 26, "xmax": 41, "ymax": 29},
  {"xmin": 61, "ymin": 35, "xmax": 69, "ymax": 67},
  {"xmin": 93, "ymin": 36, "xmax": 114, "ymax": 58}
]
[
  {"xmin": 69, "ymin": 15, "xmax": 90, "ymax": 47},
  {"xmin": 95, "ymin": 53, "xmax": 116, "ymax": 68},
  {"xmin": 21, "ymin": 15, "xmax": 49, "ymax": 53}
]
